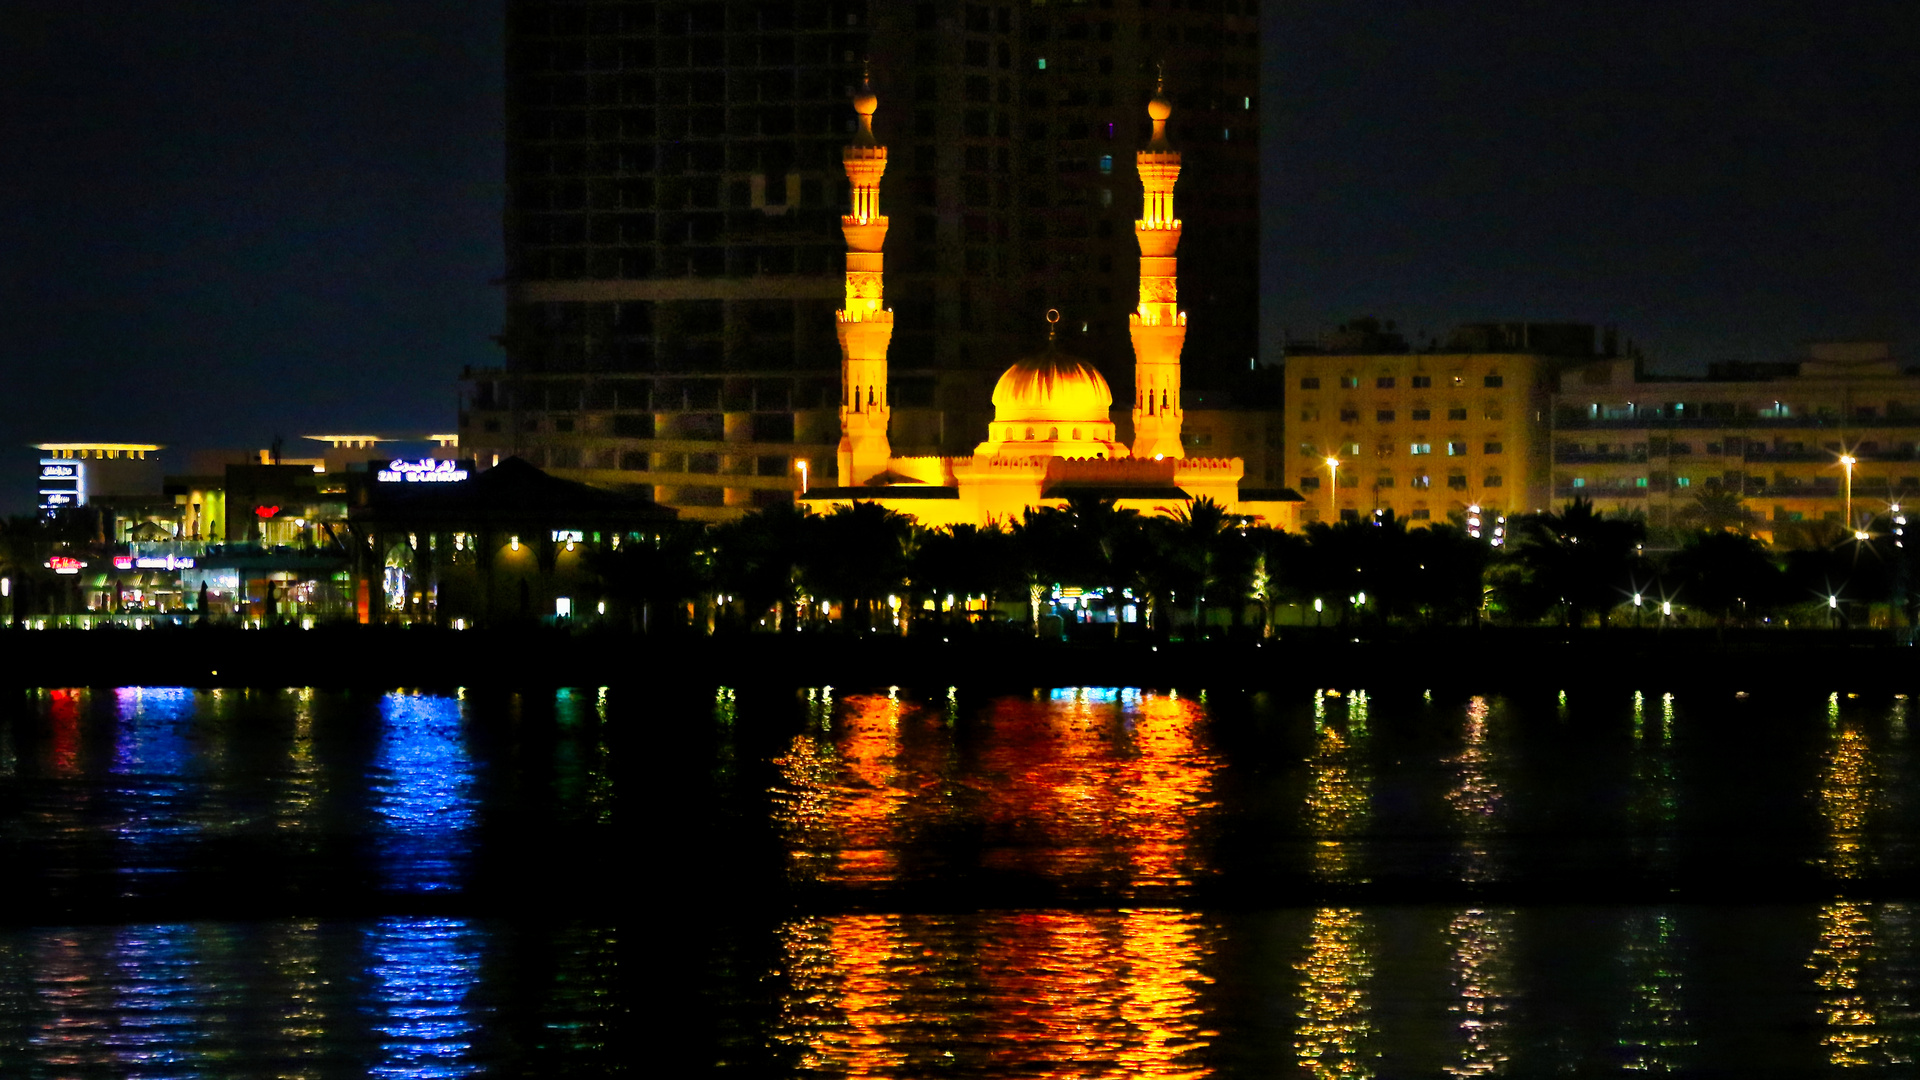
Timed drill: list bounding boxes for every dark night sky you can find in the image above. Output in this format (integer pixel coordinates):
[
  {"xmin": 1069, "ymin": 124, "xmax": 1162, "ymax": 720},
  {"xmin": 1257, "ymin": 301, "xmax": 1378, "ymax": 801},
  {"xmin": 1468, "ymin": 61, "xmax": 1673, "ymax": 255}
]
[
  {"xmin": 3, "ymin": 2, "xmax": 1917, "ymax": 512},
  {"xmin": 1264, "ymin": 0, "xmax": 1920, "ymax": 364}
]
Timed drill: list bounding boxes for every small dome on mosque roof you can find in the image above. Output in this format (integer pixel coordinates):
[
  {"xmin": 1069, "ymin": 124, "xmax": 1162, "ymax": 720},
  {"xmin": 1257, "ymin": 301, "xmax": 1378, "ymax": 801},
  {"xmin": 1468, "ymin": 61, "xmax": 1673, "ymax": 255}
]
[
  {"xmin": 1148, "ymin": 91, "xmax": 1172, "ymax": 122},
  {"xmin": 991, "ymin": 312, "xmax": 1113, "ymax": 425},
  {"xmin": 853, "ymin": 83, "xmax": 878, "ymax": 116}
]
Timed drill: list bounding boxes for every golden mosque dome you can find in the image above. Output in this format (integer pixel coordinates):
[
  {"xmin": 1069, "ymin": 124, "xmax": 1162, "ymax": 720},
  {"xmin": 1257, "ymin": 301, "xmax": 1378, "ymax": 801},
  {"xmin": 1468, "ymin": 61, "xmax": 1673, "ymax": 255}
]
[
  {"xmin": 992, "ymin": 312, "xmax": 1112, "ymax": 425},
  {"xmin": 991, "ymin": 348, "xmax": 1113, "ymax": 425}
]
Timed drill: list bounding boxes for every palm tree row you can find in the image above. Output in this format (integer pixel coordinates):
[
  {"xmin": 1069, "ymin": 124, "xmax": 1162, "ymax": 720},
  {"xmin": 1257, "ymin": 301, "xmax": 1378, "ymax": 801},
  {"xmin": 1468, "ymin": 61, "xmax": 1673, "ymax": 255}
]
[{"xmin": 586, "ymin": 494, "xmax": 1920, "ymax": 637}]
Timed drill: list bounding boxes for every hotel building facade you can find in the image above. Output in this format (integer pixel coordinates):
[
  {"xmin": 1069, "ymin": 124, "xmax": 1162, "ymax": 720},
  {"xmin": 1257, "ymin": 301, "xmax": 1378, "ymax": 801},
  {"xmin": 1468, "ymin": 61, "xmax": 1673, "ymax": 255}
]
[{"xmin": 1550, "ymin": 341, "xmax": 1920, "ymax": 539}]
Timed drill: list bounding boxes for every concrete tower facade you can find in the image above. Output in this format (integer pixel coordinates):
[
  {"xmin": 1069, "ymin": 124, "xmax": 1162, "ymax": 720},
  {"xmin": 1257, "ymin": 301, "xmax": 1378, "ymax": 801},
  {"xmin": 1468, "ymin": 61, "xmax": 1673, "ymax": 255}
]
[
  {"xmin": 836, "ymin": 81, "xmax": 894, "ymax": 487},
  {"xmin": 1129, "ymin": 87, "xmax": 1185, "ymax": 461}
]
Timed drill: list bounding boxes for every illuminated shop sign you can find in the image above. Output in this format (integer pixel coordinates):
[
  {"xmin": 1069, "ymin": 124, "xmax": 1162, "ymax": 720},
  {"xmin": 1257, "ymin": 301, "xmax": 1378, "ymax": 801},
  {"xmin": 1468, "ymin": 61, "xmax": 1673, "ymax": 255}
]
[
  {"xmin": 39, "ymin": 459, "xmax": 81, "ymax": 511},
  {"xmin": 378, "ymin": 458, "xmax": 469, "ymax": 483},
  {"xmin": 112, "ymin": 555, "xmax": 196, "ymax": 570},
  {"xmin": 47, "ymin": 556, "xmax": 83, "ymax": 575}
]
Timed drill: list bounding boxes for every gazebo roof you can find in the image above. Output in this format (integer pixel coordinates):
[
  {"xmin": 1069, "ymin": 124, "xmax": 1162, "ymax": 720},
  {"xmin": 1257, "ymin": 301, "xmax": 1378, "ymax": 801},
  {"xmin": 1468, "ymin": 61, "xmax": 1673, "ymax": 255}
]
[{"xmin": 351, "ymin": 457, "xmax": 677, "ymax": 529}]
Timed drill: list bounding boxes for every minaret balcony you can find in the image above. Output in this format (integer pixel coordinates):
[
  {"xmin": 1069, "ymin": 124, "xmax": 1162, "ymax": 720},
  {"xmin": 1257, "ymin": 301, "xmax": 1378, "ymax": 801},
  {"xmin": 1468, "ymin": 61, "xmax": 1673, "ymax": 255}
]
[{"xmin": 1130, "ymin": 311, "xmax": 1187, "ymax": 327}]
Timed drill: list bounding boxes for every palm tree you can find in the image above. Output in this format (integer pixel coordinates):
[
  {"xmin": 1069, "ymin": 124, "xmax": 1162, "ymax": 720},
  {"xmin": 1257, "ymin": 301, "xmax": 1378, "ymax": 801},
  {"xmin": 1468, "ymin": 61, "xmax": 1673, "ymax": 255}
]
[
  {"xmin": 710, "ymin": 503, "xmax": 815, "ymax": 632},
  {"xmin": 1161, "ymin": 496, "xmax": 1236, "ymax": 637},
  {"xmin": 0, "ymin": 516, "xmax": 53, "ymax": 629},
  {"xmin": 585, "ymin": 523, "xmax": 710, "ymax": 633},
  {"xmin": 914, "ymin": 521, "xmax": 1018, "ymax": 631},
  {"xmin": 1667, "ymin": 529, "xmax": 1781, "ymax": 628},
  {"xmin": 810, "ymin": 500, "xmax": 914, "ymax": 634},
  {"xmin": 1676, "ymin": 490, "xmax": 1755, "ymax": 534},
  {"xmin": 1506, "ymin": 498, "xmax": 1646, "ymax": 626},
  {"xmin": 1061, "ymin": 494, "xmax": 1145, "ymax": 637},
  {"xmin": 1009, "ymin": 506, "xmax": 1076, "ymax": 637}
]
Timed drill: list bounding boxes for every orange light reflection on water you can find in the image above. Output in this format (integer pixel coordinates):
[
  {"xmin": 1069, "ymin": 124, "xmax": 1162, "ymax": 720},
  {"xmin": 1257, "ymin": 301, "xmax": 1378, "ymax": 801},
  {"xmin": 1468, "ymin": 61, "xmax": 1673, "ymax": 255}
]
[
  {"xmin": 768, "ymin": 688, "xmax": 1221, "ymax": 1075},
  {"xmin": 976, "ymin": 689, "xmax": 1219, "ymax": 889},
  {"xmin": 775, "ymin": 909, "xmax": 1217, "ymax": 1077}
]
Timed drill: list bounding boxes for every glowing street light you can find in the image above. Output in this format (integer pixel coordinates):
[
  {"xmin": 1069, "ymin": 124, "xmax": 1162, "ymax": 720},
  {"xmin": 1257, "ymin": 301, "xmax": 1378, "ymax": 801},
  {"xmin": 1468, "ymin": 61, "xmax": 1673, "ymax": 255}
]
[
  {"xmin": 1325, "ymin": 456, "xmax": 1341, "ymax": 519},
  {"xmin": 1840, "ymin": 453, "xmax": 1856, "ymax": 530}
]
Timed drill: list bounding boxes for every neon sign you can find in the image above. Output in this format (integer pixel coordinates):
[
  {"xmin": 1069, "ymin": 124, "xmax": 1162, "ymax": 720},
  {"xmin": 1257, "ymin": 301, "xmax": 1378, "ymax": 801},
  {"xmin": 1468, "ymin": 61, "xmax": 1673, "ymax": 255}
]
[
  {"xmin": 255, "ymin": 505, "xmax": 281, "ymax": 518},
  {"xmin": 114, "ymin": 555, "xmax": 196, "ymax": 570},
  {"xmin": 39, "ymin": 463, "xmax": 77, "ymax": 479},
  {"xmin": 378, "ymin": 459, "xmax": 469, "ymax": 483},
  {"xmin": 48, "ymin": 556, "xmax": 83, "ymax": 575}
]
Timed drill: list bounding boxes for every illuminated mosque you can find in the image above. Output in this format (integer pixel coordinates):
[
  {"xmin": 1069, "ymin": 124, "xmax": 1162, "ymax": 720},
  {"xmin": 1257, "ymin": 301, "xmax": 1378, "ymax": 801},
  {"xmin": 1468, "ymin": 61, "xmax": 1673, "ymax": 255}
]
[{"xmin": 806, "ymin": 80, "xmax": 1295, "ymax": 527}]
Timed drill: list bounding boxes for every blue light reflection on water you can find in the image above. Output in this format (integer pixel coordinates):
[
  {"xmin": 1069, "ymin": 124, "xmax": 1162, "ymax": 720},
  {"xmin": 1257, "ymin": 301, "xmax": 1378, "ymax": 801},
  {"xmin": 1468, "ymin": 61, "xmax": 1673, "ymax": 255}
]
[
  {"xmin": 109, "ymin": 688, "xmax": 203, "ymax": 861},
  {"xmin": 366, "ymin": 917, "xmax": 486, "ymax": 1080},
  {"xmin": 369, "ymin": 693, "xmax": 477, "ymax": 892}
]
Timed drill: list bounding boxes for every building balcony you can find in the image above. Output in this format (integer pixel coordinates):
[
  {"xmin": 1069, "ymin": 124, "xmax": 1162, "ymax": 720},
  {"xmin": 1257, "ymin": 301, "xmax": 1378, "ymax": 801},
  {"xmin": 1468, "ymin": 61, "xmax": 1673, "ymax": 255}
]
[
  {"xmin": 1741, "ymin": 450, "xmax": 1833, "ymax": 464},
  {"xmin": 1554, "ymin": 452, "xmax": 1645, "ymax": 464},
  {"xmin": 1555, "ymin": 414, "xmax": 1920, "ymax": 431},
  {"xmin": 1557, "ymin": 485, "xmax": 1647, "ymax": 499}
]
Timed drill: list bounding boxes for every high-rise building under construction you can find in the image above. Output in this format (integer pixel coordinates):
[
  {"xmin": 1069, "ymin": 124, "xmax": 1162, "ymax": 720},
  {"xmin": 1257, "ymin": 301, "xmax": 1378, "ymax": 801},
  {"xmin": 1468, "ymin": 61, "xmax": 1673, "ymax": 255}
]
[{"xmin": 463, "ymin": 0, "xmax": 1260, "ymax": 519}]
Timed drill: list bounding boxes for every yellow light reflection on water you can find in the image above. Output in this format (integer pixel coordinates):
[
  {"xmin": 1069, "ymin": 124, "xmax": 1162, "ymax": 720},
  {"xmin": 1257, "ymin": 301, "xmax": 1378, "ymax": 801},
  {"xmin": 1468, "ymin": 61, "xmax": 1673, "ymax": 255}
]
[
  {"xmin": 1817, "ymin": 724, "xmax": 1872, "ymax": 880},
  {"xmin": 1295, "ymin": 907, "xmax": 1371, "ymax": 1078},
  {"xmin": 1444, "ymin": 909, "xmax": 1510, "ymax": 1077},
  {"xmin": 1811, "ymin": 901, "xmax": 1884, "ymax": 1067},
  {"xmin": 1305, "ymin": 691, "xmax": 1371, "ymax": 883},
  {"xmin": 1446, "ymin": 697, "xmax": 1501, "ymax": 883}
]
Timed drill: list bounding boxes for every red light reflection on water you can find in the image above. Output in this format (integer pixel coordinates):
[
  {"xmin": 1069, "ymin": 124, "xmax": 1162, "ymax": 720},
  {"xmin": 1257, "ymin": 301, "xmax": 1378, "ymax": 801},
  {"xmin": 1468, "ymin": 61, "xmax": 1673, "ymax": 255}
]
[{"xmin": 46, "ymin": 688, "xmax": 82, "ymax": 775}]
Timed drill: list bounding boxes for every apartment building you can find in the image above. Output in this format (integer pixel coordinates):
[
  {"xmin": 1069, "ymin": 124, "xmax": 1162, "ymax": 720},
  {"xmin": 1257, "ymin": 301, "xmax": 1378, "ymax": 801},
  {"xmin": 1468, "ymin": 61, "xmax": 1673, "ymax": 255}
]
[
  {"xmin": 1280, "ymin": 325, "xmax": 1599, "ymax": 524},
  {"xmin": 1551, "ymin": 341, "xmax": 1920, "ymax": 538}
]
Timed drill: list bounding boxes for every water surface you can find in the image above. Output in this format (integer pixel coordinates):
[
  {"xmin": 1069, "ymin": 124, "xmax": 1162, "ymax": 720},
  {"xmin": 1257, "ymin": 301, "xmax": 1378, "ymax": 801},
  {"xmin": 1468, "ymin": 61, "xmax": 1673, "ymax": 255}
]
[{"xmin": 1, "ymin": 683, "xmax": 1917, "ymax": 1075}]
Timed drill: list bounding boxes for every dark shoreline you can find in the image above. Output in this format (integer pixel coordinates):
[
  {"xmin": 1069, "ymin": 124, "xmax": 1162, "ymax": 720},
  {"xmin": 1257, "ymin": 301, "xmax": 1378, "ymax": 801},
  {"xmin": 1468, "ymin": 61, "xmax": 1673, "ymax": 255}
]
[{"xmin": 2, "ymin": 624, "xmax": 1910, "ymax": 693}]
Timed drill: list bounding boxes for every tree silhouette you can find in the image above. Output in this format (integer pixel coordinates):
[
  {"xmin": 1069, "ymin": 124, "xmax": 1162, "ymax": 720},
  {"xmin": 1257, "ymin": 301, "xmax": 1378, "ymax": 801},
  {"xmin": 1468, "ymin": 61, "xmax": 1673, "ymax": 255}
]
[
  {"xmin": 1505, "ymin": 498, "xmax": 1646, "ymax": 626},
  {"xmin": 1668, "ymin": 529, "xmax": 1780, "ymax": 628}
]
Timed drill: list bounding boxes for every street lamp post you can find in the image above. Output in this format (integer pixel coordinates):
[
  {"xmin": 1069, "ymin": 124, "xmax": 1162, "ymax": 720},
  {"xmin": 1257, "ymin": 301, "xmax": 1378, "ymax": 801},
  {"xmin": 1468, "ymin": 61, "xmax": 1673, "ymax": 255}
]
[
  {"xmin": 1325, "ymin": 456, "xmax": 1340, "ymax": 521},
  {"xmin": 1840, "ymin": 454, "xmax": 1855, "ymax": 531}
]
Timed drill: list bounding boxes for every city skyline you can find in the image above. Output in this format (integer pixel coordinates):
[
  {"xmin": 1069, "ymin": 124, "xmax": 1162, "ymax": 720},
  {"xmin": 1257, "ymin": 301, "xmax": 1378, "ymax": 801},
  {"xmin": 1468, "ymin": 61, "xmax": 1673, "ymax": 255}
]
[{"xmin": 3, "ymin": 1, "xmax": 1917, "ymax": 513}]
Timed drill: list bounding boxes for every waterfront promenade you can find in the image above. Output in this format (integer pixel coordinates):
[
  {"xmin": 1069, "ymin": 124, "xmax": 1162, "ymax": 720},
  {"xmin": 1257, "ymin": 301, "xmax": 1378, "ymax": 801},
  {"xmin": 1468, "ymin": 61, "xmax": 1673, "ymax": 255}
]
[{"xmin": 0, "ymin": 625, "xmax": 1905, "ymax": 692}]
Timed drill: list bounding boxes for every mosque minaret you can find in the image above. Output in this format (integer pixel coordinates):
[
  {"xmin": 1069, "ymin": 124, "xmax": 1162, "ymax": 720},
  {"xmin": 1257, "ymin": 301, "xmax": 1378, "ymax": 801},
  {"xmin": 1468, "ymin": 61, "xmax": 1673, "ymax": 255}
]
[
  {"xmin": 1129, "ymin": 80, "xmax": 1186, "ymax": 461},
  {"xmin": 835, "ymin": 77, "xmax": 894, "ymax": 488}
]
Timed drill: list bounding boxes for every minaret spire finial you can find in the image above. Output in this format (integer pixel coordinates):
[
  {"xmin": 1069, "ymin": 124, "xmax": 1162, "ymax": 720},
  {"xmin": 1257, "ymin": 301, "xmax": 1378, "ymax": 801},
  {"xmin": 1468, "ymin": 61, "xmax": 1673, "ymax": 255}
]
[
  {"xmin": 852, "ymin": 64, "xmax": 879, "ymax": 146},
  {"xmin": 1046, "ymin": 308, "xmax": 1060, "ymax": 345}
]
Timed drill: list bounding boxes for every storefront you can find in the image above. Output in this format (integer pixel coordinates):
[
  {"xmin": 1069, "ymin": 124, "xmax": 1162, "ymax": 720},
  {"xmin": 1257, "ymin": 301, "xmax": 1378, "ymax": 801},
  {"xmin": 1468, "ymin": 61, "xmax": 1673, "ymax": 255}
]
[{"xmin": 347, "ymin": 456, "xmax": 676, "ymax": 627}]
